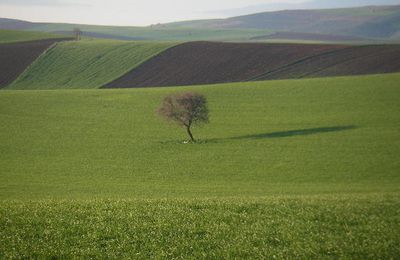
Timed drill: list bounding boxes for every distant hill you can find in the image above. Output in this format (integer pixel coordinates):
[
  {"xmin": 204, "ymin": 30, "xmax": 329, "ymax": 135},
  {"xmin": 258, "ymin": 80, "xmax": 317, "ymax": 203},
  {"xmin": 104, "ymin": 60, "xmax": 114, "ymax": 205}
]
[
  {"xmin": 217, "ymin": 0, "xmax": 400, "ymax": 16},
  {"xmin": 1, "ymin": 5, "xmax": 400, "ymax": 41},
  {"xmin": 0, "ymin": 19, "xmax": 266, "ymax": 42},
  {"xmin": 0, "ymin": 18, "xmax": 35, "ymax": 30},
  {"xmin": 166, "ymin": 5, "xmax": 400, "ymax": 40}
]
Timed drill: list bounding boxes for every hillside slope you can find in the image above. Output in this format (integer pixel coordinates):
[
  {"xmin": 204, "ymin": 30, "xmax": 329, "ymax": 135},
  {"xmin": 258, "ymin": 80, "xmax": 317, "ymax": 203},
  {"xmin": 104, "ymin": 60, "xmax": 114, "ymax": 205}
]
[
  {"xmin": 1, "ymin": 73, "xmax": 400, "ymax": 199},
  {"xmin": 104, "ymin": 41, "xmax": 400, "ymax": 88},
  {"xmin": 165, "ymin": 5, "xmax": 400, "ymax": 39},
  {"xmin": 0, "ymin": 18, "xmax": 34, "ymax": 30},
  {"xmin": 8, "ymin": 40, "xmax": 176, "ymax": 90},
  {"xmin": 1, "ymin": 73, "xmax": 399, "ymax": 258},
  {"xmin": 0, "ymin": 38, "xmax": 71, "ymax": 88}
]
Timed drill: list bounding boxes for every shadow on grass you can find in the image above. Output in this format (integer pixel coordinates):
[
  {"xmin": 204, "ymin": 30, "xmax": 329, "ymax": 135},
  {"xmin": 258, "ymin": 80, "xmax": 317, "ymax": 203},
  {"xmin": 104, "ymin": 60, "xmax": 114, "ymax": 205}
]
[{"xmin": 205, "ymin": 125, "xmax": 357, "ymax": 143}]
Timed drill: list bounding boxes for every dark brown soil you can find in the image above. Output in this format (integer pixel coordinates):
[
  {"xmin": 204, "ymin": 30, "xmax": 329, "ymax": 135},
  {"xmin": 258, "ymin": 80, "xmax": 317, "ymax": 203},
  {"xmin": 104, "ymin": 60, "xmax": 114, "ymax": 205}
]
[
  {"xmin": 253, "ymin": 45, "xmax": 400, "ymax": 81},
  {"xmin": 104, "ymin": 41, "xmax": 400, "ymax": 88},
  {"xmin": 0, "ymin": 38, "xmax": 71, "ymax": 88},
  {"xmin": 104, "ymin": 41, "xmax": 347, "ymax": 88}
]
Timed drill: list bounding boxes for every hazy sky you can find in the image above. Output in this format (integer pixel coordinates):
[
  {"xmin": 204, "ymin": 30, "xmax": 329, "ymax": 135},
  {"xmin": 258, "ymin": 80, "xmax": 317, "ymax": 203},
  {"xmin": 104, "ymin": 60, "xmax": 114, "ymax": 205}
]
[{"xmin": 0, "ymin": 0, "xmax": 398, "ymax": 26}]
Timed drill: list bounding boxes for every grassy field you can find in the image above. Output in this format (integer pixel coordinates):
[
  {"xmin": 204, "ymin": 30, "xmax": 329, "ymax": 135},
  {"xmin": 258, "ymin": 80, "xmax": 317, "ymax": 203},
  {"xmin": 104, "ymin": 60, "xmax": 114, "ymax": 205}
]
[
  {"xmin": 1, "ymin": 73, "xmax": 399, "ymax": 257},
  {"xmin": 8, "ymin": 39, "xmax": 176, "ymax": 89},
  {"xmin": 29, "ymin": 23, "xmax": 269, "ymax": 41},
  {"xmin": 0, "ymin": 29, "xmax": 65, "ymax": 43}
]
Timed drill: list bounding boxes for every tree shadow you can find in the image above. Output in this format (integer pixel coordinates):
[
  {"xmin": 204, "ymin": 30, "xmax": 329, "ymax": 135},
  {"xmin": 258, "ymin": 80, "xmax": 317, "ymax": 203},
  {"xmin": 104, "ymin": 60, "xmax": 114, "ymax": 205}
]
[{"xmin": 206, "ymin": 125, "xmax": 357, "ymax": 143}]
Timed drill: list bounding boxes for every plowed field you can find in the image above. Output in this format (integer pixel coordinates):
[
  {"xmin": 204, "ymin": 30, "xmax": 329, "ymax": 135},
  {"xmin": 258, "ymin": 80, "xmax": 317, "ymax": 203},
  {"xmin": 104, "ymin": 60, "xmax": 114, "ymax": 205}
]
[
  {"xmin": 104, "ymin": 42, "xmax": 347, "ymax": 88},
  {"xmin": 104, "ymin": 42, "xmax": 400, "ymax": 88},
  {"xmin": 254, "ymin": 45, "xmax": 400, "ymax": 81}
]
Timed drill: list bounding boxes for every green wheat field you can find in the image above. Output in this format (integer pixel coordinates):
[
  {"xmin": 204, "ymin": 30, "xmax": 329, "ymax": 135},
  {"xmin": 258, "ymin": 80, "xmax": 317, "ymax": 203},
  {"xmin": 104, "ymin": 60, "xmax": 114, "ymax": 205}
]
[{"xmin": 1, "ymin": 73, "xmax": 399, "ymax": 258}]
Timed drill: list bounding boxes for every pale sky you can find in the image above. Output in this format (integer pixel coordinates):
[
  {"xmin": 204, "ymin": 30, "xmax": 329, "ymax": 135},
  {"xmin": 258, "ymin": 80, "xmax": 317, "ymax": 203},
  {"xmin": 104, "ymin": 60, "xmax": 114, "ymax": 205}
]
[{"xmin": 0, "ymin": 0, "xmax": 398, "ymax": 26}]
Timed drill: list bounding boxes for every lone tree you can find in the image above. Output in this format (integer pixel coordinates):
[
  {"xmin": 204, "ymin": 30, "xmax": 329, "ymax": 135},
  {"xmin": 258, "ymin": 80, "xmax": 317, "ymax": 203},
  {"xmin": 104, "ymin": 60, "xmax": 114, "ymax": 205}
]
[
  {"xmin": 73, "ymin": 27, "xmax": 82, "ymax": 41},
  {"xmin": 158, "ymin": 92, "xmax": 209, "ymax": 142}
]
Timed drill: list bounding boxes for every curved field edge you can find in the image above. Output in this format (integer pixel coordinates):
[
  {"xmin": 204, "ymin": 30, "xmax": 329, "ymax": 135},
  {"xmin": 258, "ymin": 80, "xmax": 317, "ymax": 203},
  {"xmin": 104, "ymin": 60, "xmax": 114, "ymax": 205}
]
[
  {"xmin": 7, "ymin": 40, "xmax": 178, "ymax": 90},
  {"xmin": 0, "ymin": 29, "xmax": 67, "ymax": 43},
  {"xmin": 1, "ymin": 195, "xmax": 399, "ymax": 258},
  {"xmin": 0, "ymin": 38, "xmax": 72, "ymax": 89}
]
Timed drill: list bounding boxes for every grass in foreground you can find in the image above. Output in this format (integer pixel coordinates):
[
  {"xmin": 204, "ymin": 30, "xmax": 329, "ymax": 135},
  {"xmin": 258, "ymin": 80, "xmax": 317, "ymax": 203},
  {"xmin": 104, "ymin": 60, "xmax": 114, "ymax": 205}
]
[
  {"xmin": 8, "ymin": 39, "xmax": 176, "ymax": 90},
  {"xmin": 1, "ymin": 195, "xmax": 399, "ymax": 258},
  {"xmin": 0, "ymin": 29, "xmax": 65, "ymax": 43},
  {"xmin": 1, "ymin": 73, "xmax": 399, "ymax": 257}
]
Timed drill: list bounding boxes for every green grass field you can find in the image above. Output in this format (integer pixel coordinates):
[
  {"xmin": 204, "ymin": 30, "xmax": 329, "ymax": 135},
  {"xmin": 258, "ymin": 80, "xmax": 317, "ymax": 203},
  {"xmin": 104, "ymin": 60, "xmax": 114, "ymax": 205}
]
[
  {"xmin": 28, "ymin": 23, "xmax": 268, "ymax": 41},
  {"xmin": 1, "ymin": 73, "xmax": 399, "ymax": 258},
  {"xmin": 8, "ymin": 39, "xmax": 176, "ymax": 89},
  {"xmin": 0, "ymin": 29, "xmax": 65, "ymax": 43}
]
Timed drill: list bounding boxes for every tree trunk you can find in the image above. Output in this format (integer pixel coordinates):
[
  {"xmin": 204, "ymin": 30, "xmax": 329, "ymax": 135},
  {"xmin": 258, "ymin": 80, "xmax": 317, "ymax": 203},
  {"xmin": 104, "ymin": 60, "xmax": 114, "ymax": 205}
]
[{"xmin": 186, "ymin": 125, "xmax": 195, "ymax": 142}]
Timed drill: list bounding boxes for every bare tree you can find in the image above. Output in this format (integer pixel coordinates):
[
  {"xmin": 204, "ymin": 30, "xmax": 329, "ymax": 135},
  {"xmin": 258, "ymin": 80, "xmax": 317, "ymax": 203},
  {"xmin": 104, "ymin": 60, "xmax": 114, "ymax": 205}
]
[
  {"xmin": 158, "ymin": 92, "xmax": 209, "ymax": 142},
  {"xmin": 73, "ymin": 27, "xmax": 82, "ymax": 41}
]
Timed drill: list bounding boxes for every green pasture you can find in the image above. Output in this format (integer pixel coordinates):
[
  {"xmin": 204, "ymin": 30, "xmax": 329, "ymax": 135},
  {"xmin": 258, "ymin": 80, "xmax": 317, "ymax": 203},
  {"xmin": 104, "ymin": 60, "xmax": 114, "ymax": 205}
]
[
  {"xmin": 0, "ymin": 29, "xmax": 65, "ymax": 43},
  {"xmin": 0, "ymin": 73, "xmax": 399, "ymax": 258},
  {"xmin": 8, "ymin": 39, "xmax": 175, "ymax": 89},
  {"xmin": 29, "ymin": 23, "xmax": 268, "ymax": 41}
]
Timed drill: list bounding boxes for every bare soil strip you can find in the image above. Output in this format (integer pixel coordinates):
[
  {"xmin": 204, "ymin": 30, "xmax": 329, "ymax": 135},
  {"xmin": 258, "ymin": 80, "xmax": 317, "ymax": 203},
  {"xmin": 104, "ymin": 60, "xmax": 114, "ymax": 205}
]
[
  {"xmin": 104, "ymin": 41, "xmax": 400, "ymax": 88},
  {"xmin": 104, "ymin": 41, "xmax": 347, "ymax": 88}
]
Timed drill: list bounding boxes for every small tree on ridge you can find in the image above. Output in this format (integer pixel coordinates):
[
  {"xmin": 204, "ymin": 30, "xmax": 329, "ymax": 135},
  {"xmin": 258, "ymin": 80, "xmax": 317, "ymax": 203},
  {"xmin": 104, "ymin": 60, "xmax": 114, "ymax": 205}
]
[
  {"xmin": 73, "ymin": 27, "xmax": 82, "ymax": 41},
  {"xmin": 158, "ymin": 92, "xmax": 209, "ymax": 142}
]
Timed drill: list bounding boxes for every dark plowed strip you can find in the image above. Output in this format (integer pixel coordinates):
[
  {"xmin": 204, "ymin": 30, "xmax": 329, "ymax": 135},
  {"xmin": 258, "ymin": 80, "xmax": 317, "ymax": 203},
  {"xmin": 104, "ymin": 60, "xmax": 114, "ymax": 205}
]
[
  {"xmin": 0, "ymin": 38, "xmax": 72, "ymax": 88},
  {"xmin": 104, "ymin": 41, "xmax": 348, "ymax": 88},
  {"xmin": 255, "ymin": 45, "xmax": 400, "ymax": 81}
]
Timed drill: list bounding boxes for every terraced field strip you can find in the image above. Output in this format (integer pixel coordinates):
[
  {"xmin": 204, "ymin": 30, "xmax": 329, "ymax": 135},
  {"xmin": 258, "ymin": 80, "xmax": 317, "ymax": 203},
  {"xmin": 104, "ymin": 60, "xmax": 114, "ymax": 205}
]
[
  {"xmin": 0, "ymin": 38, "xmax": 72, "ymax": 88},
  {"xmin": 7, "ymin": 40, "xmax": 177, "ymax": 90}
]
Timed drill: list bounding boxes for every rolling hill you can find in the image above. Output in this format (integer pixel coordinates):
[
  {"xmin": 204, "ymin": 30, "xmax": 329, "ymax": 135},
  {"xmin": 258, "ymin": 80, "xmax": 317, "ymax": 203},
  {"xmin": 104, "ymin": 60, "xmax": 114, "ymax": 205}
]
[
  {"xmin": 7, "ymin": 39, "xmax": 176, "ymax": 90},
  {"xmin": 1, "ymin": 73, "xmax": 399, "ymax": 257},
  {"xmin": 1, "ymin": 3, "xmax": 400, "ymax": 258},
  {"xmin": 162, "ymin": 5, "xmax": 400, "ymax": 40},
  {"xmin": 4, "ymin": 40, "xmax": 400, "ymax": 90},
  {"xmin": 1, "ymin": 5, "xmax": 400, "ymax": 42},
  {"xmin": 0, "ymin": 18, "xmax": 268, "ymax": 42}
]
